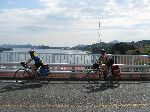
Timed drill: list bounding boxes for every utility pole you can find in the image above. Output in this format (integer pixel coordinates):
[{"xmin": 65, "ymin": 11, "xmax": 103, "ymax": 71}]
[{"xmin": 97, "ymin": 20, "xmax": 102, "ymax": 48}]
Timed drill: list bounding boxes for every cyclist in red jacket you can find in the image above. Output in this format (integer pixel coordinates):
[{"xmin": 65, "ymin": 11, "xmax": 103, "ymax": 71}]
[{"xmin": 99, "ymin": 49, "xmax": 114, "ymax": 79}]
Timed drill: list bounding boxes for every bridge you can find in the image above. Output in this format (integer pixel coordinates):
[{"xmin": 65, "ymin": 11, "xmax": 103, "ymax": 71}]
[{"xmin": 0, "ymin": 52, "xmax": 150, "ymax": 111}]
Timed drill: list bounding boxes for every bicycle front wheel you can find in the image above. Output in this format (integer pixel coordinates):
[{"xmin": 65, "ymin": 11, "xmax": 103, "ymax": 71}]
[
  {"xmin": 14, "ymin": 69, "xmax": 31, "ymax": 83},
  {"xmin": 86, "ymin": 69, "xmax": 100, "ymax": 84}
]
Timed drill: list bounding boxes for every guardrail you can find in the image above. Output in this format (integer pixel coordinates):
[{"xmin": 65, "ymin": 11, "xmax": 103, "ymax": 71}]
[
  {"xmin": 0, "ymin": 52, "xmax": 150, "ymax": 65},
  {"xmin": 0, "ymin": 62, "xmax": 150, "ymax": 74},
  {"xmin": 0, "ymin": 62, "xmax": 91, "ymax": 74}
]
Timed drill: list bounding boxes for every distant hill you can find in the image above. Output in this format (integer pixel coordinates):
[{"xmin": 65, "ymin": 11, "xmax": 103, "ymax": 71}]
[
  {"xmin": 38, "ymin": 45, "xmax": 50, "ymax": 49},
  {"xmin": 0, "ymin": 44, "xmax": 50, "ymax": 49},
  {"xmin": 0, "ymin": 47, "xmax": 13, "ymax": 52},
  {"xmin": 137, "ymin": 40, "xmax": 150, "ymax": 45},
  {"xmin": 0, "ymin": 44, "xmax": 71, "ymax": 50},
  {"xmin": 110, "ymin": 40, "xmax": 120, "ymax": 44}
]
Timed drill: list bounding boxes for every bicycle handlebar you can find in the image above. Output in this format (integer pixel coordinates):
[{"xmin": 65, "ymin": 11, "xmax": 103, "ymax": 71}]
[{"xmin": 20, "ymin": 61, "xmax": 30, "ymax": 69}]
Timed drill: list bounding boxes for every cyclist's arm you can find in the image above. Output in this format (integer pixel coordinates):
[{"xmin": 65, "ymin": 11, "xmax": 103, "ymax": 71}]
[
  {"xmin": 98, "ymin": 57, "xmax": 103, "ymax": 65},
  {"xmin": 26, "ymin": 58, "xmax": 33, "ymax": 64}
]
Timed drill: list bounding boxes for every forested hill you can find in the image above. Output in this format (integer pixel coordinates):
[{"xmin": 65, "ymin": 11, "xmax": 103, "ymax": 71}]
[
  {"xmin": 137, "ymin": 40, "xmax": 150, "ymax": 45},
  {"xmin": 71, "ymin": 40, "xmax": 150, "ymax": 55}
]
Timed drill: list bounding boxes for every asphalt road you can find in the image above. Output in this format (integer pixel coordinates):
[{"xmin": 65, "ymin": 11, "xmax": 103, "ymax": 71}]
[{"xmin": 0, "ymin": 80, "xmax": 150, "ymax": 112}]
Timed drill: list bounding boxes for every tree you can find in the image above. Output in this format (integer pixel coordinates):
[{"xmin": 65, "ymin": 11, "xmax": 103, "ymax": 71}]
[
  {"xmin": 133, "ymin": 50, "xmax": 141, "ymax": 55},
  {"xmin": 110, "ymin": 42, "xmax": 136, "ymax": 55}
]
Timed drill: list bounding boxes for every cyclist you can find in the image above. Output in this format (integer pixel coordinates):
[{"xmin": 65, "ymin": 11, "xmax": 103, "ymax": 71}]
[
  {"xmin": 99, "ymin": 49, "xmax": 114, "ymax": 79},
  {"xmin": 26, "ymin": 50, "xmax": 43, "ymax": 76}
]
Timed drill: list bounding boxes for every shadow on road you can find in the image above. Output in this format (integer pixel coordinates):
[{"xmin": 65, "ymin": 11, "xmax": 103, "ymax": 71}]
[
  {"xmin": 84, "ymin": 81, "xmax": 120, "ymax": 93},
  {"xmin": 0, "ymin": 83, "xmax": 44, "ymax": 93}
]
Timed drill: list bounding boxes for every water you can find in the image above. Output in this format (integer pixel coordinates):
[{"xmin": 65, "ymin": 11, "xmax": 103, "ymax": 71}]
[{"xmin": 5, "ymin": 48, "xmax": 88, "ymax": 54}]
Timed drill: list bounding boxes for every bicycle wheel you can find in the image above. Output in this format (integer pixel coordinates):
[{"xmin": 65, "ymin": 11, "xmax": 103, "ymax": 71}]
[
  {"xmin": 112, "ymin": 75, "xmax": 120, "ymax": 85},
  {"xmin": 14, "ymin": 69, "xmax": 31, "ymax": 83},
  {"xmin": 34, "ymin": 73, "xmax": 50, "ymax": 84},
  {"xmin": 106, "ymin": 75, "xmax": 119, "ymax": 85},
  {"xmin": 42, "ymin": 73, "xmax": 51, "ymax": 83},
  {"xmin": 86, "ymin": 69, "xmax": 100, "ymax": 84},
  {"xmin": 106, "ymin": 75, "xmax": 113, "ymax": 84}
]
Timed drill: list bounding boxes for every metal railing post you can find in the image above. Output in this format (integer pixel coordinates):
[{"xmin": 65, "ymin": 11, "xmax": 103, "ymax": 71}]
[
  {"xmin": 0, "ymin": 53, "xmax": 1, "ymax": 62},
  {"xmin": 9, "ymin": 53, "xmax": 13, "ymax": 62},
  {"xmin": 52, "ymin": 54, "xmax": 55, "ymax": 63}
]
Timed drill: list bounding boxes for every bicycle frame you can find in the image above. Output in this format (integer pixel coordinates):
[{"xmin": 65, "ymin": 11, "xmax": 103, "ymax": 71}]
[{"xmin": 86, "ymin": 66, "xmax": 107, "ymax": 84}]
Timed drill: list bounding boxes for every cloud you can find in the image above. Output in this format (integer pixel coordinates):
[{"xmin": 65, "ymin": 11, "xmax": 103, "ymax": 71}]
[{"xmin": 0, "ymin": 0, "xmax": 150, "ymax": 46}]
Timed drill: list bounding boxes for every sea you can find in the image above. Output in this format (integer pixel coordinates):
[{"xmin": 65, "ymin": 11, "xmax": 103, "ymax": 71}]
[{"xmin": 4, "ymin": 48, "xmax": 88, "ymax": 54}]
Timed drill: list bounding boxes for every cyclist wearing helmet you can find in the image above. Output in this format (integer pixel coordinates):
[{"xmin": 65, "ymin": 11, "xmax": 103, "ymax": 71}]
[
  {"xmin": 26, "ymin": 50, "xmax": 43, "ymax": 75},
  {"xmin": 99, "ymin": 49, "xmax": 114, "ymax": 79}
]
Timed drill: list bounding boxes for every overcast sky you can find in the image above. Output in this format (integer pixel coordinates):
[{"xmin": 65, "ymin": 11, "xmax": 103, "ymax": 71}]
[{"xmin": 0, "ymin": 0, "xmax": 150, "ymax": 47}]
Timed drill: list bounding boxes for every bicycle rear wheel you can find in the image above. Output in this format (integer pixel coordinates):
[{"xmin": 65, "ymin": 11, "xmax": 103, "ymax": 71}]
[
  {"xmin": 14, "ymin": 69, "xmax": 31, "ymax": 83},
  {"xmin": 33, "ymin": 74, "xmax": 50, "ymax": 84},
  {"xmin": 106, "ymin": 75, "xmax": 119, "ymax": 86}
]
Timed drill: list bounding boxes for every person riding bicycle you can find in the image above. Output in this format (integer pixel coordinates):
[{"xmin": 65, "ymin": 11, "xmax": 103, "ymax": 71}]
[
  {"xmin": 26, "ymin": 50, "xmax": 43, "ymax": 76},
  {"xmin": 99, "ymin": 49, "xmax": 114, "ymax": 79}
]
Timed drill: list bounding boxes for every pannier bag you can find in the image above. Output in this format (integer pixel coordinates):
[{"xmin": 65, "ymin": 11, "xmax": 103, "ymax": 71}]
[
  {"xmin": 39, "ymin": 64, "xmax": 50, "ymax": 76},
  {"xmin": 112, "ymin": 65, "xmax": 121, "ymax": 79}
]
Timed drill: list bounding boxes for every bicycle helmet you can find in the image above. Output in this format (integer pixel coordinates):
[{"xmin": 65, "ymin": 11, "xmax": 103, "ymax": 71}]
[
  {"xmin": 28, "ymin": 50, "xmax": 35, "ymax": 55},
  {"xmin": 100, "ymin": 49, "xmax": 106, "ymax": 54}
]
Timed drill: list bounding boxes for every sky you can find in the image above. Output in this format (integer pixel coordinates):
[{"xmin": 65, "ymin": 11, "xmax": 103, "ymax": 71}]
[{"xmin": 0, "ymin": 0, "xmax": 150, "ymax": 47}]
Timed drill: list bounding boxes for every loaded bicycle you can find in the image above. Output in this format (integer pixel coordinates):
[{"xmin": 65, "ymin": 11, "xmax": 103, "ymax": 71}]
[
  {"xmin": 86, "ymin": 63, "xmax": 107, "ymax": 84},
  {"xmin": 86, "ymin": 63, "xmax": 120, "ymax": 84},
  {"xmin": 14, "ymin": 62, "xmax": 50, "ymax": 83}
]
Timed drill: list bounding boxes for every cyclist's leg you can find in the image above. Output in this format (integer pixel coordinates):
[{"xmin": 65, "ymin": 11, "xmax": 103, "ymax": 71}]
[
  {"xmin": 107, "ymin": 66, "xmax": 112, "ymax": 76},
  {"xmin": 106, "ymin": 59, "xmax": 114, "ymax": 78},
  {"xmin": 31, "ymin": 63, "xmax": 42, "ymax": 76},
  {"xmin": 103, "ymin": 69, "xmax": 106, "ymax": 81},
  {"xmin": 102, "ymin": 65, "xmax": 108, "ymax": 80},
  {"xmin": 31, "ymin": 64, "xmax": 38, "ymax": 75}
]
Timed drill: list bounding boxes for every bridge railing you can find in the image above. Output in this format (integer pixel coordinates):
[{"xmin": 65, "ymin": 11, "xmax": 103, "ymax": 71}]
[
  {"xmin": 0, "ymin": 62, "xmax": 150, "ymax": 75},
  {"xmin": 0, "ymin": 52, "xmax": 150, "ymax": 65}
]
